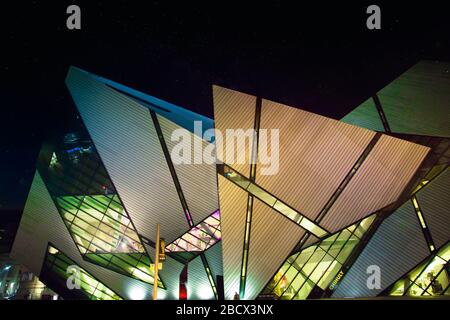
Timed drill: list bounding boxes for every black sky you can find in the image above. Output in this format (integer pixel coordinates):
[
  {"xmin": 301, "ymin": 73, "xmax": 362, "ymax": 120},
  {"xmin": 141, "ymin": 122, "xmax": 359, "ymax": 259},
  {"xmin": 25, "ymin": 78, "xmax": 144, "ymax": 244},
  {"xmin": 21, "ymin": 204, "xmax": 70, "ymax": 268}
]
[{"xmin": 1, "ymin": 2, "xmax": 449, "ymax": 241}]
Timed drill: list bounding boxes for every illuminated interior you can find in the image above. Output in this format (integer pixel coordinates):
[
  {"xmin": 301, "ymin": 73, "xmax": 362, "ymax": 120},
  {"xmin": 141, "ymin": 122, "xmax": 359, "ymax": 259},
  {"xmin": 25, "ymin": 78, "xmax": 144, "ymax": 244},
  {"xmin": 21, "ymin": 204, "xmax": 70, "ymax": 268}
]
[
  {"xmin": 39, "ymin": 133, "xmax": 163, "ymax": 287},
  {"xmin": 42, "ymin": 244, "xmax": 123, "ymax": 300},
  {"xmin": 389, "ymin": 242, "xmax": 450, "ymax": 297},
  {"xmin": 165, "ymin": 210, "xmax": 221, "ymax": 252},
  {"xmin": 263, "ymin": 215, "xmax": 376, "ymax": 299}
]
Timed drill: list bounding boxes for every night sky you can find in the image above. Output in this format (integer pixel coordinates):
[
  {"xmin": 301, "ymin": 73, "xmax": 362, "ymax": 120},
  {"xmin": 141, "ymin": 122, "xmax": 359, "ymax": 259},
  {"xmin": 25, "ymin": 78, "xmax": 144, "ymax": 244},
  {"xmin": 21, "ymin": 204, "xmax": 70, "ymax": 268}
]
[{"xmin": 1, "ymin": 2, "xmax": 449, "ymax": 247}]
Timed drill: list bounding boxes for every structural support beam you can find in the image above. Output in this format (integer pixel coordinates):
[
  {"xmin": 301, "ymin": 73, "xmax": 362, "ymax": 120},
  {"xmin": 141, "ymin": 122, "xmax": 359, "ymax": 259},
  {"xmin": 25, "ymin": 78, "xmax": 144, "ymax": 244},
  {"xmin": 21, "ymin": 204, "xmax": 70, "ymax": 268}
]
[
  {"xmin": 217, "ymin": 164, "xmax": 329, "ymax": 238},
  {"xmin": 239, "ymin": 97, "xmax": 262, "ymax": 298}
]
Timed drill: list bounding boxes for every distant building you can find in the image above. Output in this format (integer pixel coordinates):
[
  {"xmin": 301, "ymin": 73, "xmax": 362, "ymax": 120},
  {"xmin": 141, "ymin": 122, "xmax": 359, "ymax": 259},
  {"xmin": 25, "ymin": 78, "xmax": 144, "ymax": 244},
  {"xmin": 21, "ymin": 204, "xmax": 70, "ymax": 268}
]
[{"xmin": 1, "ymin": 254, "xmax": 57, "ymax": 300}]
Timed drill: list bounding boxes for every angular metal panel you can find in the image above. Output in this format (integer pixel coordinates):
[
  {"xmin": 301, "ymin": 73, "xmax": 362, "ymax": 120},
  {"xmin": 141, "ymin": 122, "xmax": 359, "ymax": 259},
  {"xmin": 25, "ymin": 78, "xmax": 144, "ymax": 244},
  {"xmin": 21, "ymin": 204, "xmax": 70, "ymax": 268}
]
[
  {"xmin": 257, "ymin": 99, "xmax": 375, "ymax": 221},
  {"xmin": 66, "ymin": 67, "xmax": 188, "ymax": 243},
  {"xmin": 85, "ymin": 67, "xmax": 214, "ymax": 138},
  {"xmin": 204, "ymin": 241, "xmax": 223, "ymax": 279},
  {"xmin": 146, "ymin": 245, "xmax": 185, "ymax": 300},
  {"xmin": 212, "ymin": 85, "xmax": 256, "ymax": 178},
  {"xmin": 217, "ymin": 175, "xmax": 248, "ymax": 299},
  {"xmin": 187, "ymin": 254, "xmax": 216, "ymax": 300},
  {"xmin": 11, "ymin": 172, "xmax": 154, "ymax": 300},
  {"xmin": 340, "ymin": 98, "xmax": 385, "ymax": 132},
  {"xmin": 322, "ymin": 134, "xmax": 429, "ymax": 232},
  {"xmin": 342, "ymin": 61, "xmax": 450, "ymax": 137},
  {"xmin": 300, "ymin": 235, "xmax": 319, "ymax": 249},
  {"xmin": 158, "ymin": 115, "xmax": 219, "ymax": 225},
  {"xmin": 417, "ymin": 168, "xmax": 450, "ymax": 249},
  {"xmin": 245, "ymin": 199, "xmax": 305, "ymax": 299},
  {"xmin": 332, "ymin": 201, "xmax": 429, "ymax": 298}
]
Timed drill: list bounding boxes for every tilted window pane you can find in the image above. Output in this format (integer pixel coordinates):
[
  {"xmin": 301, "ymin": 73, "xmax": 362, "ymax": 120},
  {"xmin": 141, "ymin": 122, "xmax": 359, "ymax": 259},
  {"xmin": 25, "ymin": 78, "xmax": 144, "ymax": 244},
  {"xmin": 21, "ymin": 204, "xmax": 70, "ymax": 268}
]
[
  {"xmin": 166, "ymin": 210, "xmax": 221, "ymax": 253},
  {"xmin": 41, "ymin": 244, "xmax": 122, "ymax": 300}
]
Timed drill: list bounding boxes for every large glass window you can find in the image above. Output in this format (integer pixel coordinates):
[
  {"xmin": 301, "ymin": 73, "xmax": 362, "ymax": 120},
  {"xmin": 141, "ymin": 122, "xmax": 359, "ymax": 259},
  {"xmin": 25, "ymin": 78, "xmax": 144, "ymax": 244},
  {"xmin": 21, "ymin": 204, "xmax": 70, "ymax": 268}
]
[
  {"xmin": 262, "ymin": 215, "xmax": 376, "ymax": 299},
  {"xmin": 42, "ymin": 244, "xmax": 122, "ymax": 300},
  {"xmin": 38, "ymin": 132, "xmax": 163, "ymax": 287},
  {"xmin": 389, "ymin": 242, "xmax": 450, "ymax": 297},
  {"xmin": 166, "ymin": 210, "xmax": 221, "ymax": 253}
]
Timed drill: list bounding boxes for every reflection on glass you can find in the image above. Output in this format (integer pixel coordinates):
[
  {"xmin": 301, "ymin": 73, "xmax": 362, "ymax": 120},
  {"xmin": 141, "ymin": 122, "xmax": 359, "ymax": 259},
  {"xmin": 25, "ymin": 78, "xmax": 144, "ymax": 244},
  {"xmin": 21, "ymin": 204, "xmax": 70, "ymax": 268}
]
[
  {"xmin": 263, "ymin": 215, "xmax": 376, "ymax": 299},
  {"xmin": 166, "ymin": 210, "xmax": 221, "ymax": 252},
  {"xmin": 43, "ymin": 244, "xmax": 122, "ymax": 300},
  {"xmin": 40, "ymin": 134, "xmax": 160, "ymax": 286},
  {"xmin": 389, "ymin": 242, "xmax": 450, "ymax": 297}
]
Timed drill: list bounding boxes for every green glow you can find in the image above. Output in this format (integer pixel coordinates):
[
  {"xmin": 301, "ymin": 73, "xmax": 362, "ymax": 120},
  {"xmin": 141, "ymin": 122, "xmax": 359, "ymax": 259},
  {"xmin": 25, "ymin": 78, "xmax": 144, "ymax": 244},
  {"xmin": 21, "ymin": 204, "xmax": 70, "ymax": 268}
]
[
  {"xmin": 264, "ymin": 215, "xmax": 376, "ymax": 300},
  {"xmin": 50, "ymin": 152, "xmax": 58, "ymax": 167},
  {"xmin": 44, "ymin": 244, "xmax": 122, "ymax": 300},
  {"xmin": 389, "ymin": 242, "xmax": 450, "ymax": 297},
  {"xmin": 55, "ymin": 195, "xmax": 163, "ymax": 286}
]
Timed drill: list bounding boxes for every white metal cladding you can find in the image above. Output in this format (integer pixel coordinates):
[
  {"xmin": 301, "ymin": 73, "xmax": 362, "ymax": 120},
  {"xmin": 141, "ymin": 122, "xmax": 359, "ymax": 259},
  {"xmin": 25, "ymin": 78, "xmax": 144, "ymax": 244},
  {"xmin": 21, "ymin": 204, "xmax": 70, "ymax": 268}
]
[
  {"xmin": 212, "ymin": 85, "xmax": 256, "ymax": 178},
  {"xmin": 257, "ymin": 99, "xmax": 375, "ymax": 221},
  {"xmin": 158, "ymin": 114, "xmax": 219, "ymax": 225},
  {"xmin": 244, "ymin": 199, "xmax": 305, "ymax": 300},
  {"xmin": 204, "ymin": 241, "xmax": 223, "ymax": 280},
  {"xmin": 146, "ymin": 245, "xmax": 185, "ymax": 300},
  {"xmin": 321, "ymin": 134, "xmax": 430, "ymax": 233},
  {"xmin": 332, "ymin": 201, "xmax": 429, "ymax": 298},
  {"xmin": 416, "ymin": 168, "xmax": 450, "ymax": 249},
  {"xmin": 342, "ymin": 61, "xmax": 450, "ymax": 137},
  {"xmin": 10, "ymin": 172, "xmax": 154, "ymax": 300},
  {"xmin": 66, "ymin": 67, "xmax": 188, "ymax": 243},
  {"xmin": 217, "ymin": 175, "xmax": 249, "ymax": 300},
  {"xmin": 186, "ymin": 254, "xmax": 216, "ymax": 300}
]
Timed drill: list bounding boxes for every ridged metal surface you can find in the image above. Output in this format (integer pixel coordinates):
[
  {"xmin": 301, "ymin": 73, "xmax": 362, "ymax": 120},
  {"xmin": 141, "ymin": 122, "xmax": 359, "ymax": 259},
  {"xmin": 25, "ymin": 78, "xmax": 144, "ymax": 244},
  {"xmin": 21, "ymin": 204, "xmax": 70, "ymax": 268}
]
[
  {"xmin": 66, "ymin": 68, "xmax": 188, "ymax": 243},
  {"xmin": 212, "ymin": 85, "xmax": 256, "ymax": 178},
  {"xmin": 158, "ymin": 115, "xmax": 219, "ymax": 225},
  {"xmin": 416, "ymin": 168, "xmax": 450, "ymax": 249},
  {"xmin": 146, "ymin": 245, "xmax": 185, "ymax": 300},
  {"xmin": 341, "ymin": 98, "xmax": 385, "ymax": 132},
  {"xmin": 217, "ymin": 175, "xmax": 249, "ymax": 299},
  {"xmin": 245, "ymin": 199, "xmax": 305, "ymax": 299},
  {"xmin": 257, "ymin": 99, "xmax": 375, "ymax": 221},
  {"xmin": 332, "ymin": 201, "xmax": 429, "ymax": 298},
  {"xmin": 85, "ymin": 67, "xmax": 214, "ymax": 138},
  {"xmin": 11, "ymin": 172, "xmax": 155, "ymax": 300},
  {"xmin": 187, "ymin": 254, "xmax": 216, "ymax": 300},
  {"xmin": 342, "ymin": 61, "xmax": 450, "ymax": 137},
  {"xmin": 300, "ymin": 235, "xmax": 319, "ymax": 249},
  {"xmin": 205, "ymin": 241, "xmax": 223, "ymax": 279},
  {"xmin": 322, "ymin": 134, "xmax": 430, "ymax": 232}
]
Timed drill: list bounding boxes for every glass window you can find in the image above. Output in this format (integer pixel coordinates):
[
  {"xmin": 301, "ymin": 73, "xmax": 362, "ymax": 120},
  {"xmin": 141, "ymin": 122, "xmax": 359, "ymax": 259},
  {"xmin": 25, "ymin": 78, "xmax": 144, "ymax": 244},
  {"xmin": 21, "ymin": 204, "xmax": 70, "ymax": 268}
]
[
  {"xmin": 247, "ymin": 183, "xmax": 277, "ymax": 206},
  {"xmin": 317, "ymin": 260, "xmax": 342, "ymax": 290},
  {"xmin": 43, "ymin": 244, "xmax": 122, "ymax": 300},
  {"xmin": 273, "ymin": 201, "xmax": 303, "ymax": 224},
  {"xmin": 294, "ymin": 279, "xmax": 314, "ymax": 300}
]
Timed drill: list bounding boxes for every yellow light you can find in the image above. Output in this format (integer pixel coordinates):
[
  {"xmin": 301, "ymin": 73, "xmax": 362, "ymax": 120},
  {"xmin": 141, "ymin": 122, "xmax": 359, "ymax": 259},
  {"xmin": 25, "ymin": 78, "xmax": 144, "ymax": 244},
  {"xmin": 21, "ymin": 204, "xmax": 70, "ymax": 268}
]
[
  {"xmin": 417, "ymin": 211, "xmax": 427, "ymax": 229},
  {"xmin": 412, "ymin": 197, "xmax": 419, "ymax": 209},
  {"xmin": 48, "ymin": 246, "xmax": 59, "ymax": 255}
]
